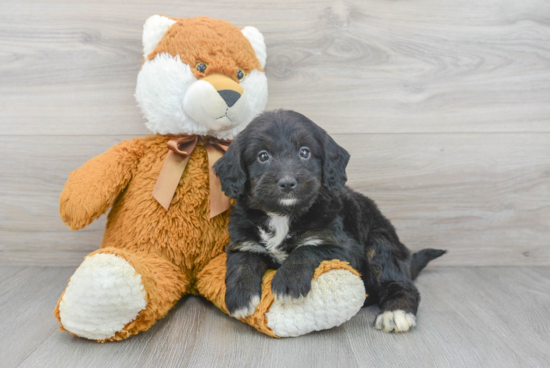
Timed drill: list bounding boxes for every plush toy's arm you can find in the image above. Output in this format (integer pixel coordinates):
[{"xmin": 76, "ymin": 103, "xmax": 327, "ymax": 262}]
[{"xmin": 60, "ymin": 139, "xmax": 145, "ymax": 230}]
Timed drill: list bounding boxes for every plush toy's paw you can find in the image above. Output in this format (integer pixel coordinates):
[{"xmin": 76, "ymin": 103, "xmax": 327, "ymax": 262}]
[
  {"xmin": 226, "ymin": 285, "xmax": 261, "ymax": 319},
  {"xmin": 266, "ymin": 268, "xmax": 365, "ymax": 337},
  {"xmin": 271, "ymin": 262, "xmax": 313, "ymax": 302},
  {"xmin": 59, "ymin": 186, "xmax": 90, "ymax": 230},
  {"xmin": 58, "ymin": 253, "xmax": 147, "ymax": 340},
  {"xmin": 374, "ymin": 310, "xmax": 417, "ymax": 333},
  {"xmin": 59, "ymin": 178, "xmax": 105, "ymax": 230}
]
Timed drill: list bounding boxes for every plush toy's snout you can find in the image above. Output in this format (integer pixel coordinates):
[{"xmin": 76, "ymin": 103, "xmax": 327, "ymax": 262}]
[
  {"xmin": 184, "ymin": 73, "xmax": 249, "ymax": 132},
  {"xmin": 202, "ymin": 74, "xmax": 244, "ymax": 107}
]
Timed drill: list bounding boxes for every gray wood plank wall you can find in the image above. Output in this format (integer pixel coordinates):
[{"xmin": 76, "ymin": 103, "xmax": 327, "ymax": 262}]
[{"xmin": 1, "ymin": 0, "xmax": 549, "ymax": 266}]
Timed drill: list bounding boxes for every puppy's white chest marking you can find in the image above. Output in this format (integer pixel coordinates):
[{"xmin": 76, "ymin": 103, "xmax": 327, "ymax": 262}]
[{"xmin": 259, "ymin": 213, "xmax": 290, "ymax": 263}]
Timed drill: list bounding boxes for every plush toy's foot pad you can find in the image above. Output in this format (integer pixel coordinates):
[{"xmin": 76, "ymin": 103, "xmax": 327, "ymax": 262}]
[
  {"xmin": 374, "ymin": 310, "xmax": 417, "ymax": 333},
  {"xmin": 58, "ymin": 253, "xmax": 147, "ymax": 340},
  {"xmin": 265, "ymin": 266, "xmax": 366, "ymax": 337}
]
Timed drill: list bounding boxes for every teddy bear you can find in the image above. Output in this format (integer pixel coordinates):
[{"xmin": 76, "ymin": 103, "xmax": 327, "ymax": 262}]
[{"xmin": 54, "ymin": 15, "xmax": 367, "ymax": 342}]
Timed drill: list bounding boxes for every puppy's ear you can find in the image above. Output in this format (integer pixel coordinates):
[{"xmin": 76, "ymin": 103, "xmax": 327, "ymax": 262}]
[
  {"xmin": 213, "ymin": 138, "xmax": 247, "ymax": 198},
  {"xmin": 322, "ymin": 134, "xmax": 350, "ymax": 190}
]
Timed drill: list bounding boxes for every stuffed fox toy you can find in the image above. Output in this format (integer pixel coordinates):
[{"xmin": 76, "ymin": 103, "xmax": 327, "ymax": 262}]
[{"xmin": 54, "ymin": 15, "xmax": 366, "ymax": 341}]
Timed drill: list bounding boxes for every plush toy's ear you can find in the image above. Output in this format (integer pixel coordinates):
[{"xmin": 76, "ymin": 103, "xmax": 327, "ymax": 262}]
[
  {"xmin": 142, "ymin": 15, "xmax": 176, "ymax": 59},
  {"xmin": 241, "ymin": 26, "xmax": 266, "ymax": 69},
  {"xmin": 213, "ymin": 137, "xmax": 248, "ymax": 198},
  {"xmin": 321, "ymin": 133, "xmax": 350, "ymax": 190}
]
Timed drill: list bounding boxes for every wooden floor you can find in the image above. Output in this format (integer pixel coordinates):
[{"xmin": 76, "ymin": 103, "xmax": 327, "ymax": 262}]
[{"xmin": 1, "ymin": 266, "xmax": 548, "ymax": 368}]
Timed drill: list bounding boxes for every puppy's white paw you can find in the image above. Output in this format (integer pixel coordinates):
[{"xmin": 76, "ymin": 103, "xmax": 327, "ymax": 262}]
[
  {"xmin": 374, "ymin": 310, "xmax": 417, "ymax": 333},
  {"xmin": 230, "ymin": 295, "xmax": 260, "ymax": 319},
  {"xmin": 273, "ymin": 293, "xmax": 304, "ymax": 304}
]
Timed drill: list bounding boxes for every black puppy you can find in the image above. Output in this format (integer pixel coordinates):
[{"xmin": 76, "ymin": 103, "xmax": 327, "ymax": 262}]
[{"xmin": 214, "ymin": 109, "xmax": 445, "ymax": 332}]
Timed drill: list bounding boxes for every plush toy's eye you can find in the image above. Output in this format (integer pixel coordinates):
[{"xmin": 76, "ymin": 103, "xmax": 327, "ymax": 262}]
[
  {"xmin": 196, "ymin": 62, "xmax": 207, "ymax": 73},
  {"xmin": 258, "ymin": 150, "xmax": 270, "ymax": 163},
  {"xmin": 299, "ymin": 147, "xmax": 310, "ymax": 159},
  {"xmin": 237, "ymin": 69, "xmax": 245, "ymax": 81}
]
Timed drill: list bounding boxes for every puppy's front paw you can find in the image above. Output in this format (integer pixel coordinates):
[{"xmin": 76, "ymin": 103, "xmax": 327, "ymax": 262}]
[
  {"xmin": 225, "ymin": 287, "xmax": 260, "ymax": 320},
  {"xmin": 271, "ymin": 263, "xmax": 314, "ymax": 302},
  {"xmin": 374, "ymin": 310, "xmax": 417, "ymax": 333}
]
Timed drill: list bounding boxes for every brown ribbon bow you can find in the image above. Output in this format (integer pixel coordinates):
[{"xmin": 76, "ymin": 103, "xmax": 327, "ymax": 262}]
[{"xmin": 152, "ymin": 135, "xmax": 232, "ymax": 218}]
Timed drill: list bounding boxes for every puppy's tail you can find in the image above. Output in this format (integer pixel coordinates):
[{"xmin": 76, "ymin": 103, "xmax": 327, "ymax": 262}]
[{"xmin": 410, "ymin": 249, "xmax": 447, "ymax": 280}]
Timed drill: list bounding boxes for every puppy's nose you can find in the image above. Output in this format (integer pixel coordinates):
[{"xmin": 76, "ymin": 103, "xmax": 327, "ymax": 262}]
[
  {"xmin": 217, "ymin": 90, "xmax": 241, "ymax": 107},
  {"xmin": 278, "ymin": 177, "xmax": 297, "ymax": 193}
]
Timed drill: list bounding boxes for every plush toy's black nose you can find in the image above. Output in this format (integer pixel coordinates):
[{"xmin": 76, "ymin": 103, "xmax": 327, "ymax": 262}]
[
  {"xmin": 278, "ymin": 177, "xmax": 297, "ymax": 193},
  {"xmin": 218, "ymin": 90, "xmax": 241, "ymax": 108}
]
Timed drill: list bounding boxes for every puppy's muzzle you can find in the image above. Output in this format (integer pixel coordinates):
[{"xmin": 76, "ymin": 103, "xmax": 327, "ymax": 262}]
[
  {"xmin": 201, "ymin": 74, "xmax": 244, "ymax": 107},
  {"xmin": 278, "ymin": 176, "xmax": 297, "ymax": 193}
]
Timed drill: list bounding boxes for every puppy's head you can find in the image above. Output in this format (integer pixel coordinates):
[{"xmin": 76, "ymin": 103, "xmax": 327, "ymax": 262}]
[{"xmin": 214, "ymin": 110, "xmax": 350, "ymax": 214}]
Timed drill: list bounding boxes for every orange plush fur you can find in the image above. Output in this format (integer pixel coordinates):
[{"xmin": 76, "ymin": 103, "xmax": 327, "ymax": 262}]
[
  {"xmin": 149, "ymin": 17, "xmax": 263, "ymax": 79},
  {"xmin": 56, "ymin": 135, "xmax": 232, "ymax": 340}
]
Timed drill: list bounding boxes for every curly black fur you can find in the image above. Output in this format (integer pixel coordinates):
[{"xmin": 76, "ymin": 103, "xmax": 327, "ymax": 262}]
[{"xmin": 214, "ymin": 109, "xmax": 445, "ymax": 322}]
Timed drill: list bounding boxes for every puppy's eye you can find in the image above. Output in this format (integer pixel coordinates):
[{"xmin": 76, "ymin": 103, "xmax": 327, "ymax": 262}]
[
  {"xmin": 237, "ymin": 69, "xmax": 245, "ymax": 81},
  {"xmin": 258, "ymin": 150, "xmax": 270, "ymax": 163},
  {"xmin": 299, "ymin": 147, "xmax": 310, "ymax": 159},
  {"xmin": 196, "ymin": 62, "xmax": 207, "ymax": 73}
]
